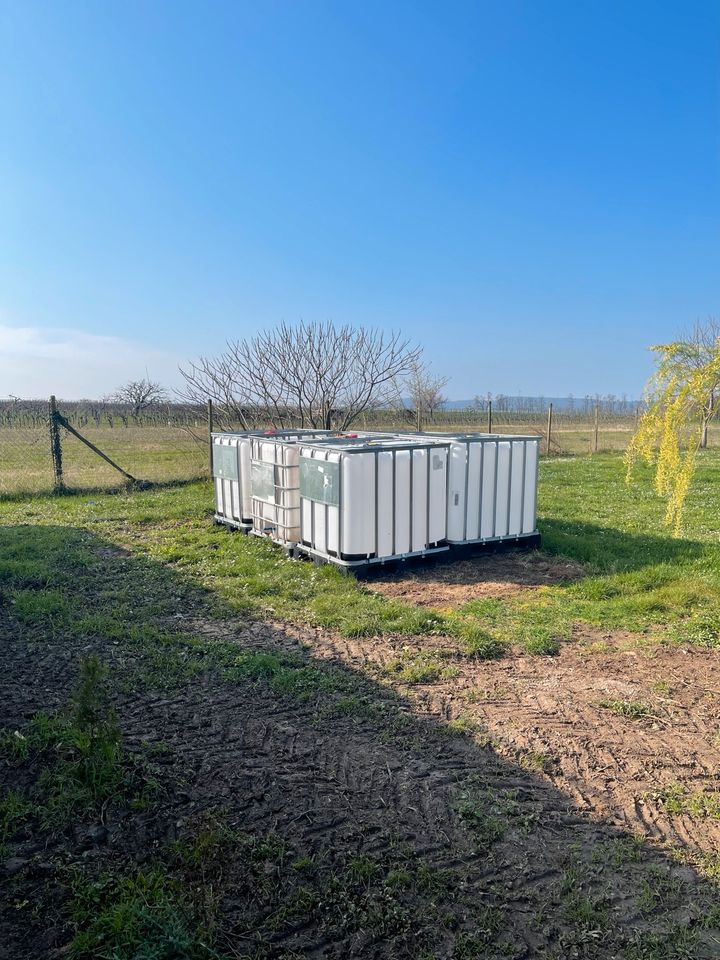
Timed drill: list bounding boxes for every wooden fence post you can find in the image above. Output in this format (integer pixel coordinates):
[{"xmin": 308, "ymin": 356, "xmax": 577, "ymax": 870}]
[
  {"xmin": 48, "ymin": 395, "xmax": 64, "ymax": 491},
  {"xmin": 487, "ymin": 400, "xmax": 492, "ymax": 434},
  {"xmin": 207, "ymin": 399, "xmax": 214, "ymax": 475},
  {"xmin": 546, "ymin": 402, "xmax": 553, "ymax": 455},
  {"xmin": 594, "ymin": 403, "xmax": 599, "ymax": 453}
]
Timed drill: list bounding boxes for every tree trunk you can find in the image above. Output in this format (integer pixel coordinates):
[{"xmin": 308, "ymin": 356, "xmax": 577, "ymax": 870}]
[{"xmin": 701, "ymin": 390, "xmax": 715, "ymax": 449}]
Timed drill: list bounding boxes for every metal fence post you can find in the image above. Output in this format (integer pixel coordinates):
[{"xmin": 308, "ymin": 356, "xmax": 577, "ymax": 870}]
[
  {"xmin": 48, "ymin": 395, "xmax": 64, "ymax": 491},
  {"xmin": 546, "ymin": 402, "xmax": 553, "ymax": 455},
  {"xmin": 207, "ymin": 398, "xmax": 214, "ymax": 475},
  {"xmin": 487, "ymin": 400, "xmax": 492, "ymax": 434}
]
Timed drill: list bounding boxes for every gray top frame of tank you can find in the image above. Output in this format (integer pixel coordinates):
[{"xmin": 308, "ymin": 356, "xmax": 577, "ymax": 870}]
[{"xmin": 297, "ymin": 437, "xmax": 454, "ymax": 564}]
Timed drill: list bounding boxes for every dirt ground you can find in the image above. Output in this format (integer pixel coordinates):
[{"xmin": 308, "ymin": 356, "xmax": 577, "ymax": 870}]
[
  {"xmin": 365, "ymin": 551, "xmax": 586, "ymax": 605},
  {"xmin": 2, "ymin": 544, "xmax": 720, "ymax": 958},
  {"xmin": 293, "ymin": 621, "xmax": 720, "ymax": 857},
  {"xmin": 351, "ymin": 552, "xmax": 720, "ymax": 856}
]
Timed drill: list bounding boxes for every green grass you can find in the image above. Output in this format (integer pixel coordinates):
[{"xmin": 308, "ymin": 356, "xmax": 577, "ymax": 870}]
[
  {"xmin": 592, "ymin": 835, "xmax": 645, "ymax": 868},
  {"xmin": 558, "ymin": 867, "xmax": 609, "ymax": 935},
  {"xmin": 599, "ymin": 698, "xmax": 653, "ymax": 719},
  {"xmin": 230, "ymin": 649, "xmax": 351, "ymax": 700},
  {"xmin": 3, "ymin": 454, "xmax": 720, "ymax": 958},
  {"xmin": 626, "ymin": 926, "xmax": 699, "ymax": 960},
  {"xmin": 381, "ymin": 651, "xmax": 459, "ymax": 684},
  {"xmin": 66, "ymin": 814, "xmax": 512, "ymax": 959},
  {"xmin": 67, "ymin": 821, "xmax": 274, "ymax": 958},
  {"xmin": 2, "ymin": 453, "xmax": 720, "ymax": 667},
  {"xmin": 0, "ymin": 424, "xmax": 206, "ymax": 497},
  {"xmin": 455, "ymin": 782, "xmax": 537, "ymax": 851},
  {"xmin": 654, "ymin": 783, "xmax": 720, "ymax": 820},
  {"xmin": 68, "ymin": 867, "xmax": 220, "ymax": 960},
  {"xmin": 0, "ymin": 789, "xmax": 34, "ymax": 859},
  {"xmin": 0, "ymin": 657, "xmax": 154, "ymax": 831},
  {"xmin": 636, "ymin": 866, "xmax": 688, "ymax": 914}
]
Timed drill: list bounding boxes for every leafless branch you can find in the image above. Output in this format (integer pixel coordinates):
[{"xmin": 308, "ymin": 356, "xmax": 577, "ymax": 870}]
[
  {"xmin": 106, "ymin": 378, "xmax": 168, "ymax": 418},
  {"xmin": 405, "ymin": 359, "xmax": 449, "ymax": 431},
  {"xmin": 179, "ymin": 321, "xmax": 421, "ymax": 430}
]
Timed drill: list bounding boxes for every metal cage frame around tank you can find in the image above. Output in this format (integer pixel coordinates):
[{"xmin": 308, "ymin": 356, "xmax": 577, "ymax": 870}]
[
  {"xmin": 211, "ymin": 429, "xmax": 268, "ymax": 529},
  {"xmin": 296, "ymin": 436, "xmax": 453, "ymax": 568},
  {"xmin": 406, "ymin": 432, "xmax": 541, "ymax": 545},
  {"xmin": 212, "ymin": 429, "xmax": 334, "ymax": 531},
  {"xmin": 247, "ymin": 430, "xmax": 338, "ymax": 545}
]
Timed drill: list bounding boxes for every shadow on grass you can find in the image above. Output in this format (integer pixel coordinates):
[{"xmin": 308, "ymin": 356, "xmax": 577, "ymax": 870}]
[
  {"xmin": 1, "ymin": 522, "xmax": 719, "ymax": 959},
  {"xmin": 539, "ymin": 516, "xmax": 709, "ymax": 572}
]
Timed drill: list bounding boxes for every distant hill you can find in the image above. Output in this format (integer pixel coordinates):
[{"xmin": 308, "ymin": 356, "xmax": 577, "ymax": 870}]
[{"xmin": 443, "ymin": 396, "xmax": 641, "ymax": 412}]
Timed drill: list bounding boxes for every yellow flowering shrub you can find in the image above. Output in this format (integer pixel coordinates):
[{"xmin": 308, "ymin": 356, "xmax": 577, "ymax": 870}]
[{"xmin": 625, "ymin": 342, "xmax": 720, "ymax": 535}]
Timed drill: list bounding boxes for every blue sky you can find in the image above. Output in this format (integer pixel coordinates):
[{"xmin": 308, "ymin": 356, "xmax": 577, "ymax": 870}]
[{"xmin": 1, "ymin": 1, "xmax": 719, "ymax": 399}]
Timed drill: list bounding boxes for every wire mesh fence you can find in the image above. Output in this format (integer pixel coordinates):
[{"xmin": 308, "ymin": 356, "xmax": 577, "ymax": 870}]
[
  {"xmin": 0, "ymin": 399, "xmax": 208, "ymax": 497},
  {"xmin": 360, "ymin": 408, "xmax": 644, "ymax": 455},
  {"xmin": 1, "ymin": 396, "xmax": 716, "ymax": 498}
]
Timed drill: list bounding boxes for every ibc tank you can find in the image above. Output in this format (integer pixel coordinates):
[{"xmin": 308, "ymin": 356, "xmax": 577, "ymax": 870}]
[
  {"xmin": 297, "ymin": 437, "xmax": 451, "ymax": 567},
  {"xmin": 212, "ymin": 431, "xmax": 265, "ymax": 528},
  {"xmin": 423, "ymin": 433, "xmax": 540, "ymax": 544},
  {"xmin": 249, "ymin": 431, "xmax": 334, "ymax": 545},
  {"xmin": 213, "ymin": 429, "xmax": 335, "ymax": 531}
]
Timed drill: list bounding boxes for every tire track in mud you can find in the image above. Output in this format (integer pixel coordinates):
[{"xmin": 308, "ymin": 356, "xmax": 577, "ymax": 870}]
[
  {"xmin": 4, "ymin": 599, "xmax": 720, "ymax": 956},
  {"xmin": 111, "ymin": 631, "xmax": 715, "ymax": 954},
  {"xmin": 287, "ymin": 621, "xmax": 720, "ymax": 856}
]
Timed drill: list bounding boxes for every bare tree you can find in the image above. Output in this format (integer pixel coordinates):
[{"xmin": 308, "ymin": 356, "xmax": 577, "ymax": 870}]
[
  {"xmin": 107, "ymin": 378, "xmax": 168, "ymax": 418},
  {"xmin": 405, "ymin": 360, "xmax": 449, "ymax": 431},
  {"xmin": 179, "ymin": 321, "xmax": 421, "ymax": 431},
  {"xmin": 675, "ymin": 317, "xmax": 720, "ymax": 448}
]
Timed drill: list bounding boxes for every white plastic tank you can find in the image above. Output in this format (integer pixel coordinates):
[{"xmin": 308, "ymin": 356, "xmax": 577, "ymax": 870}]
[
  {"xmin": 250, "ymin": 431, "xmax": 335, "ymax": 545},
  {"xmin": 414, "ymin": 433, "xmax": 540, "ymax": 544},
  {"xmin": 213, "ymin": 429, "xmax": 334, "ymax": 530},
  {"xmin": 212, "ymin": 431, "xmax": 264, "ymax": 528},
  {"xmin": 297, "ymin": 437, "xmax": 451, "ymax": 567}
]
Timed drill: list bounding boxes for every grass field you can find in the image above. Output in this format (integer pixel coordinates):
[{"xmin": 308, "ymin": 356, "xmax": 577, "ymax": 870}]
[
  {"xmin": 0, "ymin": 423, "xmax": 207, "ymax": 496},
  {"xmin": 4, "ymin": 416, "xmax": 720, "ymax": 497},
  {"xmin": 2, "ymin": 453, "xmax": 720, "ymax": 957}
]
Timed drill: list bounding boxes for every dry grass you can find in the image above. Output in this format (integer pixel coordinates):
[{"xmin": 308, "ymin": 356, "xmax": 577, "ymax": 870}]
[{"xmin": 0, "ymin": 425, "xmax": 207, "ymax": 495}]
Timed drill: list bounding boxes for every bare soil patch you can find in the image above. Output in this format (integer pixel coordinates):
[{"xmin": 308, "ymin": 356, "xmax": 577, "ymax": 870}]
[
  {"xmin": 365, "ymin": 549, "xmax": 585, "ymax": 606},
  {"xmin": 306, "ymin": 623, "xmax": 720, "ymax": 858},
  {"xmin": 2, "ymin": 579, "xmax": 720, "ymax": 957}
]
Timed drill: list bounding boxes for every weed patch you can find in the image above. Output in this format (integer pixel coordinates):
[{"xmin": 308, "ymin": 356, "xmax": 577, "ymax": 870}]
[
  {"xmin": 558, "ymin": 867, "xmax": 609, "ymax": 934},
  {"xmin": 68, "ymin": 867, "xmax": 220, "ymax": 960},
  {"xmin": 0, "ymin": 789, "xmax": 34, "ymax": 859},
  {"xmin": 599, "ymin": 698, "xmax": 652, "ymax": 719},
  {"xmin": 230, "ymin": 649, "xmax": 350, "ymax": 700},
  {"xmin": 671, "ymin": 609, "xmax": 720, "ymax": 648},
  {"xmin": 0, "ymin": 657, "xmax": 154, "ymax": 834},
  {"xmin": 455, "ymin": 782, "xmax": 537, "ymax": 850},
  {"xmin": 653, "ymin": 783, "xmax": 720, "ymax": 820},
  {"xmin": 381, "ymin": 651, "xmax": 458, "ymax": 685}
]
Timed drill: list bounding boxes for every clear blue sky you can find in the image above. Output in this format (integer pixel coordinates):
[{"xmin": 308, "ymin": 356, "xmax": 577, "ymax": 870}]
[{"xmin": 1, "ymin": 1, "xmax": 719, "ymax": 399}]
